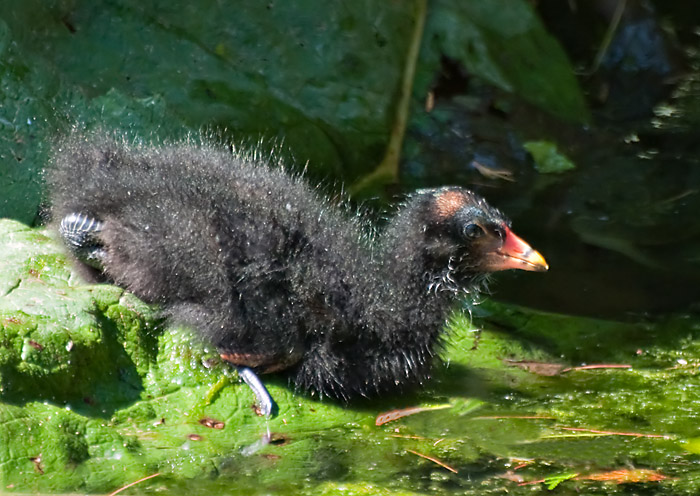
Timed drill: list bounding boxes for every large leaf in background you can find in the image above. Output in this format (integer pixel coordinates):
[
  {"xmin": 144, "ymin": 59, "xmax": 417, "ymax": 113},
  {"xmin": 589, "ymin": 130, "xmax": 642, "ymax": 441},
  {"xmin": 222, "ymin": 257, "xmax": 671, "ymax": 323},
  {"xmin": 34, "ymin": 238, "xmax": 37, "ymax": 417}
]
[
  {"xmin": 0, "ymin": 0, "xmax": 414, "ymax": 226},
  {"xmin": 0, "ymin": 18, "xmax": 62, "ymax": 225},
  {"xmin": 417, "ymin": 0, "xmax": 589, "ymax": 123},
  {"xmin": 3, "ymin": 219, "xmax": 700, "ymax": 494},
  {"xmin": 0, "ymin": 0, "xmax": 586, "ymax": 224}
]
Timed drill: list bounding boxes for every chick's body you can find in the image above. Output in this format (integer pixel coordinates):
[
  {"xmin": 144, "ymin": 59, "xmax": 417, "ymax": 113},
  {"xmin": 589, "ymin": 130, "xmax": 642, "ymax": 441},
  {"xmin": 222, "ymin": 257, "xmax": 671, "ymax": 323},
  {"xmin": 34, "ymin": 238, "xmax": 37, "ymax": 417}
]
[
  {"xmin": 49, "ymin": 134, "xmax": 548, "ymax": 401},
  {"xmin": 49, "ymin": 135, "xmax": 453, "ymax": 399}
]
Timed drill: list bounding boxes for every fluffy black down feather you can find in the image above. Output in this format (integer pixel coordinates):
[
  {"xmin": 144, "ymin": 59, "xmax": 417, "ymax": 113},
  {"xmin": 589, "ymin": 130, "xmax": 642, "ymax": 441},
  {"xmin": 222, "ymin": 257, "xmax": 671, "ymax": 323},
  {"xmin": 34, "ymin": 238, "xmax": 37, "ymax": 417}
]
[{"xmin": 48, "ymin": 132, "xmax": 517, "ymax": 400}]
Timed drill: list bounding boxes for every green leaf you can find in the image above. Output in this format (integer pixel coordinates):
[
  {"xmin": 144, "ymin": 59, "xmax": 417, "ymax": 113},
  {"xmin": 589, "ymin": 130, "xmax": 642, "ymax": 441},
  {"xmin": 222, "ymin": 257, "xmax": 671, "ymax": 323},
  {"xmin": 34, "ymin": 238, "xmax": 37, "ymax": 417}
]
[
  {"xmin": 2, "ymin": 0, "xmax": 588, "ymax": 224},
  {"xmin": 523, "ymin": 140, "xmax": 577, "ymax": 173},
  {"xmin": 420, "ymin": 0, "xmax": 589, "ymax": 123},
  {"xmin": 0, "ymin": 0, "xmax": 418, "ymax": 223},
  {"xmin": 544, "ymin": 471, "xmax": 579, "ymax": 489},
  {"xmin": 683, "ymin": 438, "xmax": 700, "ymax": 455}
]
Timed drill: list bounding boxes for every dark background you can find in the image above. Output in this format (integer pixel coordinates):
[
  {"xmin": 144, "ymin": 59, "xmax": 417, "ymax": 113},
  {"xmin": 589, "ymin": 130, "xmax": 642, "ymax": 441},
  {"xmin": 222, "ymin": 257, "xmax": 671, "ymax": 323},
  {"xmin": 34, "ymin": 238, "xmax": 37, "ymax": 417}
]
[{"xmin": 1, "ymin": 0, "xmax": 698, "ymax": 318}]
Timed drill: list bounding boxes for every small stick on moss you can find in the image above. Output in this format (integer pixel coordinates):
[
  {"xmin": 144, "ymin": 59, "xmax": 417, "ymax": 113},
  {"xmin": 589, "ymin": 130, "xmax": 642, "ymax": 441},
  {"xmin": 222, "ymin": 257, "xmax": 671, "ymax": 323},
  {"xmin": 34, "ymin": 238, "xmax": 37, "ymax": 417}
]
[
  {"xmin": 389, "ymin": 434, "xmax": 429, "ymax": 440},
  {"xmin": 407, "ymin": 449, "xmax": 458, "ymax": 474},
  {"xmin": 559, "ymin": 427, "xmax": 670, "ymax": 439},
  {"xmin": 108, "ymin": 472, "xmax": 161, "ymax": 496},
  {"xmin": 561, "ymin": 364, "xmax": 631, "ymax": 373},
  {"xmin": 473, "ymin": 415, "xmax": 555, "ymax": 420}
]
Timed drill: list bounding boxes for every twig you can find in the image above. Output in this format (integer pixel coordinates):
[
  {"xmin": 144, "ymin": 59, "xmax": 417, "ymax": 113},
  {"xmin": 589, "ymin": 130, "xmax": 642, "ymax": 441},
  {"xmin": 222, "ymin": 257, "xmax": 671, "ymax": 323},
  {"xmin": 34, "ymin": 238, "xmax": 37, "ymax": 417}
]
[
  {"xmin": 108, "ymin": 473, "xmax": 161, "ymax": 496},
  {"xmin": 559, "ymin": 427, "xmax": 669, "ymax": 439},
  {"xmin": 473, "ymin": 415, "xmax": 555, "ymax": 420},
  {"xmin": 581, "ymin": 0, "xmax": 627, "ymax": 75},
  {"xmin": 407, "ymin": 449, "xmax": 458, "ymax": 473},
  {"xmin": 350, "ymin": 0, "xmax": 427, "ymax": 193},
  {"xmin": 561, "ymin": 364, "xmax": 631, "ymax": 373}
]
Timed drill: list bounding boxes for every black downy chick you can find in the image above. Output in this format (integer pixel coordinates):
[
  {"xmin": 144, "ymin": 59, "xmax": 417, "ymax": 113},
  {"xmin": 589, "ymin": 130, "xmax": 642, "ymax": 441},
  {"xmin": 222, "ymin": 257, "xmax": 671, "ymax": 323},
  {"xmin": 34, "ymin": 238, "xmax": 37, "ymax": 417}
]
[{"xmin": 48, "ymin": 133, "xmax": 548, "ymax": 414}]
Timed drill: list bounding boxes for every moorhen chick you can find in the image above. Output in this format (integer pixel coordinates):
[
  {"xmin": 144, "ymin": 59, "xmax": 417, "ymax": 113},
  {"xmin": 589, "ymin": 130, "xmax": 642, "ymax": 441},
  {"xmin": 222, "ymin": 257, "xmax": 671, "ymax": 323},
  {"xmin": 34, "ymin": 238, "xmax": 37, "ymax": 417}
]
[{"xmin": 48, "ymin": 132, "xmax": 547, "ymax": 415}]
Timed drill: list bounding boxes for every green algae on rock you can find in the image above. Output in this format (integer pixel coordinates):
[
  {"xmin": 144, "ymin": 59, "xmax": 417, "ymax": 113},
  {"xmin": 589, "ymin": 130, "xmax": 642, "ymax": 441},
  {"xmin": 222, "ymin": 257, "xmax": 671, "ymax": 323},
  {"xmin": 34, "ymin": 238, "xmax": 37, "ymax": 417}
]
[{"xmin": 1, "ymin": 218, "xmax": 699, "ymax": 494}]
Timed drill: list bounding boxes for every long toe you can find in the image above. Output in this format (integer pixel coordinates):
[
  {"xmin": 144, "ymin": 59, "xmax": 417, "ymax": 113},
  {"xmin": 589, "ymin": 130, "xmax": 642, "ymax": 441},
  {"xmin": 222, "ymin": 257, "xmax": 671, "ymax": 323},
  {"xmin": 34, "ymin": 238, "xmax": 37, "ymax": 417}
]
[
  {"xmin": 59, "ymin": 213, "xmax": 106, "ymax": 269},
  {"xmin": 238, "ymin": 367, "xmax": 276, "ymax": 417}
]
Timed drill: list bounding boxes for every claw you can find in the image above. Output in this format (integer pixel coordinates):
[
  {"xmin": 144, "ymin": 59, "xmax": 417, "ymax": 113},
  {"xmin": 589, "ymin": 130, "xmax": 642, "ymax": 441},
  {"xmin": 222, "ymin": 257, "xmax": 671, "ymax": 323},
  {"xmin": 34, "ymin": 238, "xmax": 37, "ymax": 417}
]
[
  {"xmin": 59, "ymin": 213, "xmax": 106, "ymax": 268},
  {"xmin": 237, "ymin": 366, "xmax": 276, "ymax": 417}
]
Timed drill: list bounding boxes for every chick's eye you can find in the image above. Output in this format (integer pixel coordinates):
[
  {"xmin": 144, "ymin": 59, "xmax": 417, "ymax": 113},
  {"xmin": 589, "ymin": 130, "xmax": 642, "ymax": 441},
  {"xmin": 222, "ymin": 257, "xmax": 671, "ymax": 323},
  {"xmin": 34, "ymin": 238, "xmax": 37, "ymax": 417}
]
[{"xmin": 463, "ymin": 223, "xmax": 483, "ymax": 239}]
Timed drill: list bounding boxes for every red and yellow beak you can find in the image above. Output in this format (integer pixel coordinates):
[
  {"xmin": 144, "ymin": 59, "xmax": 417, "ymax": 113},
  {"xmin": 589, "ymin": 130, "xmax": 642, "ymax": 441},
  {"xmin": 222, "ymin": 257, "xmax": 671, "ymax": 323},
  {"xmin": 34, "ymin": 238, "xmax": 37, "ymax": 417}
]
[{"xmin": 487, "ymin": 226, "xmax": 549, "ymax": 272}]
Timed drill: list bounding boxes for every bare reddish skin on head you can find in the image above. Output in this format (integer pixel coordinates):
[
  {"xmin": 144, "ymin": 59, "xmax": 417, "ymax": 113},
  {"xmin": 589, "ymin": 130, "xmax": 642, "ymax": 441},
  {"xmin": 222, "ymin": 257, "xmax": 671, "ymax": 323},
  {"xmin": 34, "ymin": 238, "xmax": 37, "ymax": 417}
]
[
  {"xmin": 433, "ymin": 189, "xmax": 549, "ymax": 273},
  {"xmin": 434, "ymin": 190, "xmax": 466, "ymax": 219}
]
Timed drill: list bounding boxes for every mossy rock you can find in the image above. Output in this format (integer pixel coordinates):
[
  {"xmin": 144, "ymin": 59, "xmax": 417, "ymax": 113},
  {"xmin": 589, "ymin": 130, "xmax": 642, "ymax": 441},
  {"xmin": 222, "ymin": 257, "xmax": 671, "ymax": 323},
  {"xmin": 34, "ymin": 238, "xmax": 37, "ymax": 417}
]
[{"xmin": 1, "ymin": 218, "xmax": 699, "ymax": 494}]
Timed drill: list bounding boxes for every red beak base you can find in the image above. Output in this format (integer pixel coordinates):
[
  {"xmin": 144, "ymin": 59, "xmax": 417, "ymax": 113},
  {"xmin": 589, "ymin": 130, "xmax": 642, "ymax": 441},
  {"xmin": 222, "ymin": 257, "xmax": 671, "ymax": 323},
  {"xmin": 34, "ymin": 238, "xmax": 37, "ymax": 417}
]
[{"xmin": 488, "ymin": 226, "xmax": 549, "ymax": 272}]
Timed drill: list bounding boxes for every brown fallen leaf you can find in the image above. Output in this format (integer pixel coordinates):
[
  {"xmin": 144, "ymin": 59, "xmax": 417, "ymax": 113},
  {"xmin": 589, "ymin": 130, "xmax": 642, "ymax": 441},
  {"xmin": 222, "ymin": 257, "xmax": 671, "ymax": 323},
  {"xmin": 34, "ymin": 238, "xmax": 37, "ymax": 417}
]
[
  {"xmin": 505, "ymin": 360, "xmax": 632, "ymax": 376},
  {"xmin": 375, "ymin": 404, "xmax": 451, "ymax": 426},
  {"xmin": 503, "ymin": 359, "xmax": 565, "ymax": 376},
  {"xmin": 471, "ymin": 161, "xmax": 515, "ymax": 182}
]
